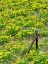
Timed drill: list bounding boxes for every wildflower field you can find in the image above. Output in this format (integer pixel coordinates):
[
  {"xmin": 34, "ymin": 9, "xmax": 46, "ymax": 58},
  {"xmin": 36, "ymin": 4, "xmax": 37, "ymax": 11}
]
[{"xmin": 0, "ymin": 0, "xmax": 48, "ymax": 64}]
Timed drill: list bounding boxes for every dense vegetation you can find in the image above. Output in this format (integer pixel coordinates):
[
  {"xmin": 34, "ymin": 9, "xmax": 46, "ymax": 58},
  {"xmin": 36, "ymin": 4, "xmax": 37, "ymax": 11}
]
[{"xmin": 0, "ymin": 0, "xmax": 48, "ymax": 64}]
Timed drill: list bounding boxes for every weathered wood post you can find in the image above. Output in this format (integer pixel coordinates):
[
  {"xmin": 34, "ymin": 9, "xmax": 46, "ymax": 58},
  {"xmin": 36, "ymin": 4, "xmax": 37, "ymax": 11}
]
[
  {"xmin": 35, "ymin": 30, "xmax": 38, "ymax": 50},
  {"xmin": 27, "ymin": 30, "xmax": 38, "ymax": 54},
  {"xmin": 27, "ymin": 36, "xmax": 36, "ymax": 54}
]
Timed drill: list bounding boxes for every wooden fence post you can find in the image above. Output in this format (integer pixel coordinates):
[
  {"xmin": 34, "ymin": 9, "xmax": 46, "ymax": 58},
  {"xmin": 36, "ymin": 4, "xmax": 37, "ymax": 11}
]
[
  {"xmin": 27, "ymin": 36, "xmax": 36, "ymax": 54},
  {"xmin": 35, "ymin": 30, "xmax": 38, "ymax": 50},
  {"xmin": 27, "ymin": 30, "xmax": 38, "ymax": 54}
]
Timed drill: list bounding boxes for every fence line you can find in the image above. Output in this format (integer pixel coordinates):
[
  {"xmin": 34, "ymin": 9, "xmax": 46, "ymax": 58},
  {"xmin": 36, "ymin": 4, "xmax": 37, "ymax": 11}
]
[{"xmin": 27, "ymin": 30, "xmax": 38, "ymax": 54}]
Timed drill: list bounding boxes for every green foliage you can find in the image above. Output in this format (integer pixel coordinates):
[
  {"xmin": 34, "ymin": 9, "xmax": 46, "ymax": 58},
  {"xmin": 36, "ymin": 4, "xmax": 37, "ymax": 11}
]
[
  {"xmin": 0, "ymin": 0, "xmax": 48, "ymax": 64},
  {"xmin": 0, "ymin": 36, "xmax": 10, "ymax": 45}
]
